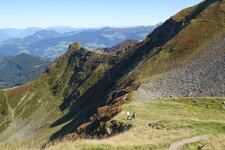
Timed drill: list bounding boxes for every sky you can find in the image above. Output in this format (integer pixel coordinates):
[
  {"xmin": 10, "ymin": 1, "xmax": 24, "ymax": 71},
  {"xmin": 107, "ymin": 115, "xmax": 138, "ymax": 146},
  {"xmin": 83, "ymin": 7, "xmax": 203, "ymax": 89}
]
[{"xmin": 0, "ymin": 0, "xmax": 203, "ymax": 29}]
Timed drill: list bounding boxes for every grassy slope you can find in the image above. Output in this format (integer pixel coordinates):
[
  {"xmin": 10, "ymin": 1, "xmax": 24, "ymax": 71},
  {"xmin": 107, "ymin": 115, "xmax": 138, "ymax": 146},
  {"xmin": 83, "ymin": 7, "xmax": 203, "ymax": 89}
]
[
  {"xmin": 0, "ymin": 90, "xmax": 8, "ymax": 132},
  {"xmin": 116, "ymin": 1, "xmax": 225, "ymax": 102},
  {"xmin": 110, "ymin": 1, "xmax": 225, "ymax": 92},
  {"xmin": 0, "ymin": 43, "xmax": 118, "ymax": 149},
  {"xmin": 47, "ymin": 98, "xmax": 225, "ymax": 150},
  {"xmin": 136, "ymin": 0, "xmax": 225, "ymax": 81},
  {"xmin": 0, "ymin": 76, "xmax": 65, "ymax": 149},
  {"xmin": 182, "ymin": 134, "xmax": 225, "ymax": 150}
]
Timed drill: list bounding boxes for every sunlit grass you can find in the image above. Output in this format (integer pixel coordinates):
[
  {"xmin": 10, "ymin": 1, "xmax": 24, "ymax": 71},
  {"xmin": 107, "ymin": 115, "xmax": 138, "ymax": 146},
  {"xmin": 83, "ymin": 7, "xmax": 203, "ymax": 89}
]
[{"xmin": 46, "ymin": 98, "xmax": 225, "ymax": 150}]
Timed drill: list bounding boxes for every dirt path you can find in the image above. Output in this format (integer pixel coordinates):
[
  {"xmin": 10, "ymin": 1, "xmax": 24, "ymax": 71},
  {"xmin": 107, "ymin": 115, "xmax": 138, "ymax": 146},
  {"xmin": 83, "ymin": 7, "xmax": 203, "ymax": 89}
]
[
  {"xmin": 167, "ymin": 135, "xmax": 210, "ymax": 150},
  {"xmin": 14, "ymin": 92, "xmax": 28, "ymax": 112}
]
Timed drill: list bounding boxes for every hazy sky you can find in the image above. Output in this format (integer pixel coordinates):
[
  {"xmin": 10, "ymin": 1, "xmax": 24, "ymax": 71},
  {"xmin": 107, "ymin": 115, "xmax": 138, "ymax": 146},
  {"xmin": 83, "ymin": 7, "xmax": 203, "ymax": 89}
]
[{"xmin": 0, "ymin": 0, "xmax": 203, "ymax": 29}]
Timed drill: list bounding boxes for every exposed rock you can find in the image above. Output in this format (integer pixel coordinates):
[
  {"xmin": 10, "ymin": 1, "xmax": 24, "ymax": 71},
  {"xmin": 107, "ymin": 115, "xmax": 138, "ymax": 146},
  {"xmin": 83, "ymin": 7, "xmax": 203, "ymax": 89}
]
[{"xmin": 135, "ymin": 35, "xmax": 225, "ymax": 101}]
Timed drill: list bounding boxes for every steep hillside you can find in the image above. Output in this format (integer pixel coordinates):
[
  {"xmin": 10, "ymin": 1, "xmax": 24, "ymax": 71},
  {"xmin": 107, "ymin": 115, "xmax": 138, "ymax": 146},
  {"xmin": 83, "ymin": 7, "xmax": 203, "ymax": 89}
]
[
  {"xmin": 0, "ymin": 42, "xmax": 122, "ymax": 149},
  {"xmin": 0, "ymin": 53, "xmax": 50, "ymax": 89},
  {"xmin": 0, "ymin": 0, "xmax": 225, "ymax": 149},
  {"xmin": 133, "ymin": 0, "xmax": 225, "ymax": 100}
]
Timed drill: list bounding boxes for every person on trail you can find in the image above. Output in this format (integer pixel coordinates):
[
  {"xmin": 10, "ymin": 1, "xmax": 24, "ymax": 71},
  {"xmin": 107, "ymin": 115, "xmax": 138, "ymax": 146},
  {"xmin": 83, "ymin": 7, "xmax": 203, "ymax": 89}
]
[
  {"xmin": 126, "ymin": 111, "xmax": 130, "ymax": 120},
  {"xmin": 131, "ymin": 111, "xmax": 136, "ymax": 120},
  {"xmin": 106, "ymin": 126, "xmax": 112, "ymax": 135}
]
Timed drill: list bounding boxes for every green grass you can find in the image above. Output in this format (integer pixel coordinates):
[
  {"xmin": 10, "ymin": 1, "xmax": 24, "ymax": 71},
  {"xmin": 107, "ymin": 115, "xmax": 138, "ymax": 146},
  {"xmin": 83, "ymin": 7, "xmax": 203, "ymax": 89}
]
[
  {"xmin": 118, "ymin": 98, "xmax": 225, "ymax": 132},
  {"xmin": 46, "ymin": 97, "xmax": 225, "ymax": 150},
  {"xmin": 182, "ymin": 134, "xmax": 225, "ymax": 150},
  {"xmin": 0, "ymin": 43, "xmax": 117, "ymax": 150},
  {"xmin": 133, "ymin": 0, "xmax": 225, "ymax": 82},
  {"xmin": 48, "ymin": 143, "xmax": 167, "ymax": 150},
  {"xmin": 0, "ymin": 90, "xmax": 8, "ymax": 132},
  {"xmin": 171, "ymin": 5, "xmax": 198, "ymax": 22},
  {"xmin": 0, "ymin": 77, "xmax": 66, "ymax": 149}
]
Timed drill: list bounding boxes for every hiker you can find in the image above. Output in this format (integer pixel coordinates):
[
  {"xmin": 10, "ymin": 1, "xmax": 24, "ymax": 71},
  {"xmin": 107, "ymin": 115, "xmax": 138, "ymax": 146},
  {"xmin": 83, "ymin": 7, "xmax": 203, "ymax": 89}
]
[
  {"xmin": 106, "ymin": 126, "xmax": 112, "ymax": 135},
  {"xmin": 131, "ymin": 111, "xmax": 136, "ymax": 120},
  {"xmin": 126, "ymin": 111, "xmax": 130, "ymax": 120}
]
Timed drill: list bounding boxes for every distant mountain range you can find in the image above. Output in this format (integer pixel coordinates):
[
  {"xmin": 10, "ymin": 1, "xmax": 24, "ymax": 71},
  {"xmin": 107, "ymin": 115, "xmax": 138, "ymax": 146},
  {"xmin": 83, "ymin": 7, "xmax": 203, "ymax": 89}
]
[
  {"xmin": 0, "ymin": 27, "xmax": 42, "ymax": 41},
  {"xmin": 0, "ymin": 53, "xmax": 50, "ymax": 89},
  {"xmin": 0, "ymin": 25, "xmax": 159, "ymax": 59},
  {"xmin": 0, "ymin": 26, "xmax": 82, "ymax": 41}
]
